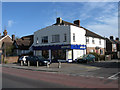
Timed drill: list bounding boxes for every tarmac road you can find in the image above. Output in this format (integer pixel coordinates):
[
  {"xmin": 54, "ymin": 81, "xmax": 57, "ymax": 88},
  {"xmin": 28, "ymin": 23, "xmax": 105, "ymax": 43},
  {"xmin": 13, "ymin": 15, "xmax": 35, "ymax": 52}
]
[{"xmin": 2, "ymin": 67, "xmax": 118, "ymax": 89}]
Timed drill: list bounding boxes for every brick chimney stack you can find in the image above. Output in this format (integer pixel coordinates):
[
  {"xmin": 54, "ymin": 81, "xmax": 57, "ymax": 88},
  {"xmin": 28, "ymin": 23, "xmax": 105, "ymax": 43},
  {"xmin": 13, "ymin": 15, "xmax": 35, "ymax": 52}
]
[
  {"xmin": 12, "ymin": 34, "xmax": 15, "ymax": 41},
  {"xmin": 116, "ymin": 37, "xmax": 119, "ymax": 41},
  {"xmin": 3, "ymin": 30, "xmax": 7, "ymax": 36},
  {"xmin": 74, "ymin": 20, "xmax": 80, "ymax": 26},
  {"xmin": 110, "ymin": 36, "xmax": 113, "ymax": 40},
  {"xmin": 56, "ymin": 17, "xmax": 62, "ymax": 24}
]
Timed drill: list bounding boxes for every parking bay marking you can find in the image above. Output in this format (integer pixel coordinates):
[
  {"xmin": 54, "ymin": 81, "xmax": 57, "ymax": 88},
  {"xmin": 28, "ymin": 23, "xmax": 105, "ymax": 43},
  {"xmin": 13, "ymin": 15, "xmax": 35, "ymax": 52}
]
[{"xmin": 108, "ymin": 72, "xmax": 120, "ymax": 80}]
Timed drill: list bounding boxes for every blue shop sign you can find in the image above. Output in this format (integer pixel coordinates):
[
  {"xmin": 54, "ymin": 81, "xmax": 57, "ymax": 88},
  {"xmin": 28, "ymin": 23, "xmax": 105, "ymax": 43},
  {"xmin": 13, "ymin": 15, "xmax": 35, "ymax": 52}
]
[
  {"xmin": 33, "ymin": 44, "xmax": 86, "ymax": 50},
  {"xmin": 71, "ymin": 45, "xmax": 86, "ymax": 50}
]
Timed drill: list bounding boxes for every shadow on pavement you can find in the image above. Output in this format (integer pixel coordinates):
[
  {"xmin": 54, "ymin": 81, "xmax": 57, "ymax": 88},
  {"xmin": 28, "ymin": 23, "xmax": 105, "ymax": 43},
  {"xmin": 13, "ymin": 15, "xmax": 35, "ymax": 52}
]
[{"xmin": 78, "ymin": 60, "xmax": 120, "ymax": 68}]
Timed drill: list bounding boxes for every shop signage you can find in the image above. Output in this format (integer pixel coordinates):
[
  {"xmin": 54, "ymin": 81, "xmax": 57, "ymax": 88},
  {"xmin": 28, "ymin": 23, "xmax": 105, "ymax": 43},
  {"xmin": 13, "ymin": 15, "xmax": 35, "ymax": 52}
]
[{"xmin": 33, "ymin": 44, "xmax": 86, "ymax": 50}]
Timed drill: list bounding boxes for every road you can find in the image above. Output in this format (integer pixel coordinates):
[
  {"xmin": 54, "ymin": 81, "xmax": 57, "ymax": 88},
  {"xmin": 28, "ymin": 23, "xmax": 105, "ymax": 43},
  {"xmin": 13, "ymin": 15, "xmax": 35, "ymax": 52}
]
[{"xmin": 2, "ymin": 67, "xmax": 118, "ymax": 89}]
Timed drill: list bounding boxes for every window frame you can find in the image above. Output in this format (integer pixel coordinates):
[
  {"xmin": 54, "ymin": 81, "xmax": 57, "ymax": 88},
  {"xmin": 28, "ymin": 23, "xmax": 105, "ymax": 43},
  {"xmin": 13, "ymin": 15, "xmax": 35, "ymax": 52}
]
[
  {"xmin": 73, "ymin": 33, "xmax": 75, "ymax": 42},
  {"xmin": 41, "ymin": 36, "xmax": 48, "ymax": 44},
  {"xmin": 52, "ymin": 34, "xmax": 60, "ymax": 43},
  {"xmin": 63, "ymin": 34, "xmax": 67, "ymax": 42},
  {"xmin": 92, "ymin": 38, "xmax": 95, "ymax": 44}
]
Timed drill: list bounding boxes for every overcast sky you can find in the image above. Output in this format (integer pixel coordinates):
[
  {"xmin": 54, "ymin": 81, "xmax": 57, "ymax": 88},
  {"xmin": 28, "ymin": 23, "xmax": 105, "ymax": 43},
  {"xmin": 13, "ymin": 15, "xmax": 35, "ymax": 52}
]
[{"xmin": 2, "ymin": 2, "xmax": 118, "ymax": 38}]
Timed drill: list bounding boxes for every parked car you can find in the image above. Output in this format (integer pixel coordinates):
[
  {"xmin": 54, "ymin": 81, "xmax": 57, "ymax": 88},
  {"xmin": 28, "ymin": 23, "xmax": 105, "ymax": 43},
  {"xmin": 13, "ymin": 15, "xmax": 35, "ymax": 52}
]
[
  {"xmin": 26, "ymin": 56, "xmax": 51, "ymax": 66},
  {"xmin": 77, "ymin": 54, "xmax": 95, "ymax": 63},
  {"xmin": 18, "ymin": 56, "xmax": 28, "ymax": 64}
]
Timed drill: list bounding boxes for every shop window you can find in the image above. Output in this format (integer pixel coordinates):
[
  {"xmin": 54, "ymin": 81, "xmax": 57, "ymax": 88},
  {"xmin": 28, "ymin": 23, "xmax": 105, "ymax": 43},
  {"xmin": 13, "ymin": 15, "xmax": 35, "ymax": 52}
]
[
  {"xmin": 42, "ymin": 36, "xmax": 48, "ymax": 43},
  {"xmin": 42, "ymin": 50, "xmax": 49, "ymax": 59},
  {"xmin": 73, "ymin": 33, "xmax": 75, "ymax": 42},
  {"xmin": 52, "ymin": 34, "xmax": 60, "ymax": 43}
]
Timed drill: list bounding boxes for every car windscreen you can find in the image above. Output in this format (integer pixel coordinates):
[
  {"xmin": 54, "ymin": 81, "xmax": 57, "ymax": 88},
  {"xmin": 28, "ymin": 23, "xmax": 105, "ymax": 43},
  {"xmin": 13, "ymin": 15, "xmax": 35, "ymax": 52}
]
[{"xmin": 38, "ymin": 56, "xmax": 45, "ymax": 60}]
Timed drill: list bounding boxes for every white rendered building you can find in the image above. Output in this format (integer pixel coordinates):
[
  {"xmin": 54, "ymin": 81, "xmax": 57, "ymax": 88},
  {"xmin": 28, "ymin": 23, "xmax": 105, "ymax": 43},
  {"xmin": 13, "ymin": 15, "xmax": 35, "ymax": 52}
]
[{"xmin": 33, "ymin": 17, "xmax": 105, "ymax": 62}]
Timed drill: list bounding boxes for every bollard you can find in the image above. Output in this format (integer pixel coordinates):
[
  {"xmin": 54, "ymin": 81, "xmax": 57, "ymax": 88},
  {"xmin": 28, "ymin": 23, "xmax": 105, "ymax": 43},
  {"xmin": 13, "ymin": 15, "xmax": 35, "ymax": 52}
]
[
  {"xmin": 20, "ymin": 60, "xmax": 23, "ymax": 66},
  {"xmin": 58, "ymin": 62, "xmax": 61, "ymax": 68},
  {"xmin": 28, "ymin": 61, "xmax": 30, "ymax": 66},
  {"xmin": 37, "ymin": 61, "xmax": 39, "ymax": 67},
  {"xmin": 47, "ymin": 62, "xmax": 50, "ymax": 68}
]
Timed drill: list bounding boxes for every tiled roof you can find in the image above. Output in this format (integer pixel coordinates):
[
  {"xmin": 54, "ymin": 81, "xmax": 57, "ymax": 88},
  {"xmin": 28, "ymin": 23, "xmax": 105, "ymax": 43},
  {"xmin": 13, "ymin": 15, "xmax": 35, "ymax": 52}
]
[
  {"xmin": 15, "ymin": 35, "xmax": 33, "ymax": 50},
  {"xmin": 53, "ymin": 20, "xmax": 105, "ymax": 39}
]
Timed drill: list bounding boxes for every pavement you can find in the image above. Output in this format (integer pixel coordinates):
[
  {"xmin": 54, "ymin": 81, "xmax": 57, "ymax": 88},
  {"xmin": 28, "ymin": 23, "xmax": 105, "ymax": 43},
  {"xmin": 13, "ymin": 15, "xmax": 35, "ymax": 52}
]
[{"xmin": 2, "ymin": 59, "xmax": 120, "ymax": 80}]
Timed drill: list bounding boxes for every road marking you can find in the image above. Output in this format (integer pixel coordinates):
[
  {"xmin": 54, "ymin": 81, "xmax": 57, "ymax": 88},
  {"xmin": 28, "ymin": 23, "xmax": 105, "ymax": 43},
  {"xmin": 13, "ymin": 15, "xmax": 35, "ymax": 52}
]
[{"xmin": 108, "ymin": 72, "xmax": 120, "ymax": 80}]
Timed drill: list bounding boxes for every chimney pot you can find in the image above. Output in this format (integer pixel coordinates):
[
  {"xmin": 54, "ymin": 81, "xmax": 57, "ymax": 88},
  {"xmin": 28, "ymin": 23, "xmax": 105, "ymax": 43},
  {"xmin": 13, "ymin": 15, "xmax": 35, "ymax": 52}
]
[
  {"xmin": 74, "ymin": 20, "xmax": 80, "ymax": 26},
  {"xmin": 3, "ymin": 30, "xmax": 7, "ymax": 36},
  {"xmin": 12, "ymin": 34, "xmax": 15, "ymax": 41},
  {"xmin": 110, "ymin": 36, "xmax": 113, "ymax": 40}
]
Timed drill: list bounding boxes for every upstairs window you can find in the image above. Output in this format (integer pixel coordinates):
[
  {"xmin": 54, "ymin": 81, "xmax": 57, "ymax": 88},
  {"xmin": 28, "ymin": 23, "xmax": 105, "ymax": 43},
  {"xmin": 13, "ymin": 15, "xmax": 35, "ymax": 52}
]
[
  {"xmin": 52, "ymin": 35, "xmax": 60, "ymax": 43},
  {"xmin": 99, "ymin": 39, "xmax": 101, "ymax": 45},
  {"xmin": 92, "ymin": 38, "xmax": 95, "ymax": 44},
  {"xmin": 73, "ymin": 33, "xmax": 75, "ymax": 42},
  {"xmin": 42, "ymin": 36, "xmax": 48, "ymax": 43},
  {"xmin": 36, "ymin": 37, "xmax": 39, "ymax": 44},
  {"xmin": 64, "ymin": 34, "xmax": 67, "ymax": 42},
  {"xmin": 86, "ymin": 37, "xmax": 89, "ymax": 44}
]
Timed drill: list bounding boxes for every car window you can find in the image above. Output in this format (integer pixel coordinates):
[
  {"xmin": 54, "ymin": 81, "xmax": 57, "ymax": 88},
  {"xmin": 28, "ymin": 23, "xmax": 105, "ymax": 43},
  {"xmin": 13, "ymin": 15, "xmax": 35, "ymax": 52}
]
[{"xmin": 20, "ymin": 56, "xmax": 23, "ymax": 59}]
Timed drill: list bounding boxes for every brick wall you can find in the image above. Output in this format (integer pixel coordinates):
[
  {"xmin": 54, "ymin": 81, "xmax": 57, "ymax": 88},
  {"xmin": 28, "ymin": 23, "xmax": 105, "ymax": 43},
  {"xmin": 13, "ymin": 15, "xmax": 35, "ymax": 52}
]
[
  {"xmin": 87, "ymin": 47, "xmax": 105, "ymax": 55},
  {"xmin": 4, "ymin": 56, "xmax": 19, "ymax": 63}
]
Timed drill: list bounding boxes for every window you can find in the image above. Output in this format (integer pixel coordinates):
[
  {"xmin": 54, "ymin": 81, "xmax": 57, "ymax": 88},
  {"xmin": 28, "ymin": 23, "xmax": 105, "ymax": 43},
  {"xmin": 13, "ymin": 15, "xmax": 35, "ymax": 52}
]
[
  {"xmin": 64, "ymin": 34, "xmax": 67, "ymax": 42},
  {"xmin": 86, "ymin": 37, "xmax": 89, "ymax": 44},
  {"xmin": 92, "ymin": 38, "xmax": 95, "ymax": 44},
  {"xmin": 36, "ymin": 37, "xmax": 39, "ymax": 44},
  {"xmin": 99, "ymin": 39, "xmax": 101, "ymax": 45},
  {"xmin": 73, "ymin": 33, "xmax": 75, "ymax": 42},
  {"xmin": 42, "ymin": 36, "xmax": 48, "ymax": 43},
  {"xmin": 100, "ymin": 49, "xmax": 103, "ymax": 55},
  {"xmin": 52, "ymin": 35, "xmax": 60, "ymax": 43}
]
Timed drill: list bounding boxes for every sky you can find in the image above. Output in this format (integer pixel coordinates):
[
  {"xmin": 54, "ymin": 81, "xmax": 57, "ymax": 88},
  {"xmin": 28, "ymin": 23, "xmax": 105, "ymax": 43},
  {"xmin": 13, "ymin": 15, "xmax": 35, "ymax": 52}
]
[{"xmin": 2, "ymin": 2, "xmax": 118, "ymax": 38}]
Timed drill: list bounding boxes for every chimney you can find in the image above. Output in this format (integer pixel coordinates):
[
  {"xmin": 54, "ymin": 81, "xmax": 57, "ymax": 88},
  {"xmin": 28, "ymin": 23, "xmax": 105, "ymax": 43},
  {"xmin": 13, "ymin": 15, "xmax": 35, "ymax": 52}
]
[
  {"xmin": 3, "ymin": 30, "xmax": 7, "ymax": 36},
  {"xmin": 56, "ymin": 17, "xmax": 62, "ymax": 24},
  {"xmin": 12, "ymin": 34, "xmax": 15, "ymax": 41},
  {"xmin": 110, "ymin": 36, "xmax": 113, "ymax": 40},
  {"xmin": 116, "ymin": 37, "xmax": 119, "ymax": 41},
  {"xmin": 74, "ymin": 20, "xmax": 80, "ymax": 26}
]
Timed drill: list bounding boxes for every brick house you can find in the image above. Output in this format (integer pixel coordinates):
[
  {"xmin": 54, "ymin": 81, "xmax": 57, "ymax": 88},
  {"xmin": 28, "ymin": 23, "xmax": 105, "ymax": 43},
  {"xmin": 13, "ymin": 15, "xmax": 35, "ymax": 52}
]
[
  {"xmin": 13, "ymin": 35, "xmax": 34, "ymax": 56},
  {"xmin": 106, "ymin": 36, "xmax": 120, "ymax": 59},
  {"xmin": 0, "ymin": 30, "xmax": 13, "ymax": 62}
]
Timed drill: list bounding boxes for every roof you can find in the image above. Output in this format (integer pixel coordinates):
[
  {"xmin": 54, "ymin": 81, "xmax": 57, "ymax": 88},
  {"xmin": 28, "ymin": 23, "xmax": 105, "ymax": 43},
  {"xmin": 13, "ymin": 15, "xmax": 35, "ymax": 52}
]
[
  {"xmin": 115, "ymin": 40, "xmax": 120, "ymax": 44},
  {"xmin": 0, "ymin": 35, "xmax": 12, "ymax": 42},
  {"xmin": 53, "ymin": 19, "xmax": 105, "ymax": 39},
  {"xmin": 15, "ymin": 35, "xmax": 33, "ymax": 50},
  {"xmin": 2, "ymin": 42, "xmax": 13, "ymax": 48}
]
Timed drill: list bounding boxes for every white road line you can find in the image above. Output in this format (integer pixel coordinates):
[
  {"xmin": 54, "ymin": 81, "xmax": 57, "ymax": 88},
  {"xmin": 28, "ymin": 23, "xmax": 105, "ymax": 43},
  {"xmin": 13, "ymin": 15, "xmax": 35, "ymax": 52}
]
[{"xmin": 108, "ymin": 72, "xmax": 120, "ymax": 79}]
